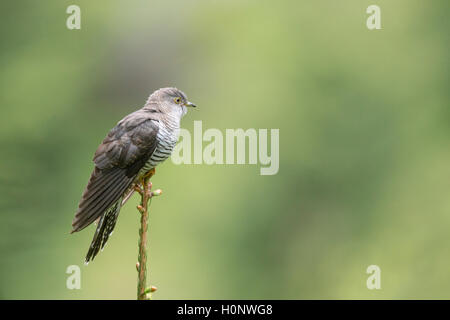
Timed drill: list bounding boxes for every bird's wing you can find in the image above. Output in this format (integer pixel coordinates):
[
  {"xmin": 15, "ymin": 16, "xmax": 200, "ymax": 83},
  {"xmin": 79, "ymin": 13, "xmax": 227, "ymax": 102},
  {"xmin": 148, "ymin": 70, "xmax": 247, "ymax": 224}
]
[{"xmin": 71, "ymin": 113, "xmax": 159, "ymax": 233}]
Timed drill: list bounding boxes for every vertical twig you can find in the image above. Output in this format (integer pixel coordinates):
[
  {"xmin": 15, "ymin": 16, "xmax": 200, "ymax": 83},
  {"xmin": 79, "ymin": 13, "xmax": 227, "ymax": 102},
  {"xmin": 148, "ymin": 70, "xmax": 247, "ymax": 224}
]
[{"xmin": 136, "ymin": 169, "xmax": 161, "ymax": 300}]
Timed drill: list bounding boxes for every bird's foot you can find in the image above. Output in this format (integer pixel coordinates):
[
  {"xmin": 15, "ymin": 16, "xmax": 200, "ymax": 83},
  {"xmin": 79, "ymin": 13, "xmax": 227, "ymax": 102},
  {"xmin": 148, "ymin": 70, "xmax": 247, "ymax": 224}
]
[{"xmin": 140, "ymin": 168, "xmax": 156, "ymax": 185}]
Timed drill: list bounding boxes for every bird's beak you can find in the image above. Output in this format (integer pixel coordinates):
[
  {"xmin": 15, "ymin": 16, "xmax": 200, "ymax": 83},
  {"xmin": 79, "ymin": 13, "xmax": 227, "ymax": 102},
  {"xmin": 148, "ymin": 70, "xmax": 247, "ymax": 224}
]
[{"xmin": 185, "ymin": 101, "xmax": 197, "ymax": 108}]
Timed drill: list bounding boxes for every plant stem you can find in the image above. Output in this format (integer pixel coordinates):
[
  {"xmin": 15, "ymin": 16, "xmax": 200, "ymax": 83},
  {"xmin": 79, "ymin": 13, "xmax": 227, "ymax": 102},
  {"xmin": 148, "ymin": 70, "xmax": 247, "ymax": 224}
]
[{"xmin": 137, "ymin": 172, "xmax": 153, "ymax": 300}]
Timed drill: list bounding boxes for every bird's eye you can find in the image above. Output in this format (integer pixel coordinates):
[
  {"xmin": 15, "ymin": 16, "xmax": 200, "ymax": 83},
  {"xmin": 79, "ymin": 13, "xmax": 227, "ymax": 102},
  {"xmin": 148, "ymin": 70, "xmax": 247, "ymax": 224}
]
[{"xmin": 174, "ymin": 97, "xmax": 182, "ymax": 104}]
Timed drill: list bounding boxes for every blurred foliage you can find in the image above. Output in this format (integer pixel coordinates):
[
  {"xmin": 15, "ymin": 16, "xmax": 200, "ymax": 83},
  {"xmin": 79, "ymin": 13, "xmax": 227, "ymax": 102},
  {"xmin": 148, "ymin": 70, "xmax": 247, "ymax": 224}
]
[{"xmin": 0, "ymin": 0, "xmax": 449, "ymax": 299}]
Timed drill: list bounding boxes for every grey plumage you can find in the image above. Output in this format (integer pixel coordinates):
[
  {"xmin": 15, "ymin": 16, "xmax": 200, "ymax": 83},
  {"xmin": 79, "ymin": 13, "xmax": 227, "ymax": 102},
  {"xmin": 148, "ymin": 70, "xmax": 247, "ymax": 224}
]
[{"xmin": 71, "ymin": 87, "xmax": 195, "ymax": 263}]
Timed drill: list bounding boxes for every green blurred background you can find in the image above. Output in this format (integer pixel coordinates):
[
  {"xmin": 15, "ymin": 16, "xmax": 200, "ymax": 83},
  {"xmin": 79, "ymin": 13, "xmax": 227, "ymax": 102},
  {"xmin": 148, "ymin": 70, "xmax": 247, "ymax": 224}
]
[{"xmin": 0, "ymin": 0, "xmax": 449, "ymax": 299}]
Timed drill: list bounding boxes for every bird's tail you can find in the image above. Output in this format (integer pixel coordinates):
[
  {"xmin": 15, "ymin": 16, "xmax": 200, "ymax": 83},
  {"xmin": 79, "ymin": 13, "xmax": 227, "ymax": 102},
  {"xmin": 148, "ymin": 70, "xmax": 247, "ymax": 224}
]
[{"xmin": 85, "ymin": 197, "xmax": 122, "ymax": 263}]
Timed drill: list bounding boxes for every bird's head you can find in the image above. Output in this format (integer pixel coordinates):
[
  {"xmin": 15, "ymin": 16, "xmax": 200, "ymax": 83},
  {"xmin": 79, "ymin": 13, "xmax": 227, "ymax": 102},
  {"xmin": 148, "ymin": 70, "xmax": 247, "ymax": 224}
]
[{"xmin": 145, "ymin": 87, "xmax": 196, "ymax": 118}]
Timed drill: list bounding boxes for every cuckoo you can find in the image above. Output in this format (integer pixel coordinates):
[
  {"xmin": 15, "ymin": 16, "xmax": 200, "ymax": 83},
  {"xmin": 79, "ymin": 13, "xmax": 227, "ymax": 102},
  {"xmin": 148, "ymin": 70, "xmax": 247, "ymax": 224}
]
[{"xmin": 71, "ymin": 87, "xmax": 196, "ymax": 263}]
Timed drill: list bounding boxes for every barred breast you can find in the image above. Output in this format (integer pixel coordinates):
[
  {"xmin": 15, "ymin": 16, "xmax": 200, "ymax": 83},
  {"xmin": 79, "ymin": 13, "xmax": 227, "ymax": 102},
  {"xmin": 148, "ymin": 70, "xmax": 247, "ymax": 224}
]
[{"xmin": 139, "ymin": 119, "xmax": 180, "ymax": 176}]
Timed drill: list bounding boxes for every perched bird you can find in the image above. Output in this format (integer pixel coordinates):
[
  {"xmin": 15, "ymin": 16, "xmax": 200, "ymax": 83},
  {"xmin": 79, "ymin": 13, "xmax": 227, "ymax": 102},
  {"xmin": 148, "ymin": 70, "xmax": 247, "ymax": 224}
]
[{"xmin": 71, "ymin": 87, "xmax": 196, "ymax": 263}]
